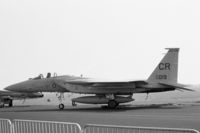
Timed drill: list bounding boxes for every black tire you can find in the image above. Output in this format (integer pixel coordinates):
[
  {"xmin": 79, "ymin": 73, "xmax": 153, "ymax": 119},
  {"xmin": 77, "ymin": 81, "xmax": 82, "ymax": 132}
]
[
  {"xmin": 108, "ymin": 100, "xmax": 118, "ymax": 109},
  {"xmin": 59, "ymin": 104, "xmax": 64, "ymax": 110},
  {"xmin": 9, "ymin": 100, "xmax": 13, "ymax": 107}
]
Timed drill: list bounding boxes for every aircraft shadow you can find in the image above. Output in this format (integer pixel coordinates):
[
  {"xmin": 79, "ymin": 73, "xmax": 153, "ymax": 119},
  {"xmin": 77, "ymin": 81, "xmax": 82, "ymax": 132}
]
[{"xmin": 0, "ymin": 103, "xmax": 183, "ymax": 113}]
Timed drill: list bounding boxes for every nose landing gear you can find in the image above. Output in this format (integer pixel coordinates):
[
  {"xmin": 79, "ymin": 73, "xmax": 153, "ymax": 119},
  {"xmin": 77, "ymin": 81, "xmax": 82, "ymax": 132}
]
[
  {"xmin": 58, "ymin": 103, "xmax": 64, "ymax": 110},
  {"xmin": 57, "ymin": 92, "xmax": 65, "ymax": 110}
]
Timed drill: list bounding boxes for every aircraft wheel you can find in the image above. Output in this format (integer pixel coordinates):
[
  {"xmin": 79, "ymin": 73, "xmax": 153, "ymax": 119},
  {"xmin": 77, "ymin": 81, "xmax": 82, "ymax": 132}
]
[
  {"xmin": 9, "ymin": 100, "xmax": 13, "ymax": 107},
  {"xmin": 59, "ymin": 104, "xmax": 64, "ymax": 110},
  {"xmin": 108, "ymin": 100, "xmax": 118, "ymax": 109}
]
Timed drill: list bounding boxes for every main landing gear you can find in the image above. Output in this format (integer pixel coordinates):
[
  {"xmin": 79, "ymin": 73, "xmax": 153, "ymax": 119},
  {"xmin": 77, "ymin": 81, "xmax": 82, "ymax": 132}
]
[
  {"xmin": 8, "ymin": 99, "xmax": 13, "ymax": 107},
  {"xmin": 1, "ymin": 98, "xmax": 13, "ymax": 108},
  {"xmin": 108, "ymin": 100, "xmax": 118, "ymax": 109},
  {"xmin": 106, "ymin": 94, "xmax": 119, "ymax": 109}
]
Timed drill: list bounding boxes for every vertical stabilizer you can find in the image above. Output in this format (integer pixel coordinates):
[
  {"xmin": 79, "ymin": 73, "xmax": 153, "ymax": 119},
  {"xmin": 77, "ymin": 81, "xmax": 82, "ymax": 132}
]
[{"xmin": 147, "ymin": 48, "xmax": 179, "ymax": 84}]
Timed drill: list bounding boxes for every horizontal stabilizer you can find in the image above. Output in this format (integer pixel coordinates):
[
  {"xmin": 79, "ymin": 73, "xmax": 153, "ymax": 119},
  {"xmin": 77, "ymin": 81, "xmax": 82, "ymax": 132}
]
[{"xmin": 159, "ymin": 83, "xmax": 194, "ymax": 91}]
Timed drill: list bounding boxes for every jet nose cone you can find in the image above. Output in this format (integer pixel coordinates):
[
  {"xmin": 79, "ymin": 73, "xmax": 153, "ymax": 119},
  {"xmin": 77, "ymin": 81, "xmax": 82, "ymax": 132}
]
[
  {"xmin": 4, "ymin": 85, "xmax": 16, "ymax": 91},
  {"xmin": 4, "ymin": 82, "xmax": 25, "ymax": 92}
]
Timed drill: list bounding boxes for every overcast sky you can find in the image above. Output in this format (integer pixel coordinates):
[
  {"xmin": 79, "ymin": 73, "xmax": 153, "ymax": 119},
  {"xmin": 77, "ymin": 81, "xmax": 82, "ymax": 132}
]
[{"xmin": 1, "ymin": 0, "xmax": 200, "ymax": 89}]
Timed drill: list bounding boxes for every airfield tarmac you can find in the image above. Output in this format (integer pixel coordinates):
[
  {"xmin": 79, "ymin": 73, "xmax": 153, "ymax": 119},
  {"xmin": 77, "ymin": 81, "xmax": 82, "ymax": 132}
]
[{"xmin": 0, "ymin": 103, "xmax": 200, "ymax": 131}]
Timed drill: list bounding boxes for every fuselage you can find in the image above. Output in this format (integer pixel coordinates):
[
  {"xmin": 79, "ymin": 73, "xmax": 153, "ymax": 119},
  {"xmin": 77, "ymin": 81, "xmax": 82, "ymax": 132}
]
[{"xmin": 4, "ymin": 75, "xmax": 175, "ymax": 94}]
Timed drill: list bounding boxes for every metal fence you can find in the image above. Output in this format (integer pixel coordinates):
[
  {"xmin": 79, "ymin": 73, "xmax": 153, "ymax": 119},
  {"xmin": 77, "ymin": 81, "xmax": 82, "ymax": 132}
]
[
  {"xmin": 13, "ymin": 119, "xmax": 82, "ymax": 133},
  {"xmin": 0, "ymin": 118, "xmax": 12, "ymax": 133},
  {"xmin": 84, "ymin": 124, "xmax": 200, "ymax": 133},
  {"xmin": 0, "ymin": 118, "xmax": 199, "ymax": 133}
]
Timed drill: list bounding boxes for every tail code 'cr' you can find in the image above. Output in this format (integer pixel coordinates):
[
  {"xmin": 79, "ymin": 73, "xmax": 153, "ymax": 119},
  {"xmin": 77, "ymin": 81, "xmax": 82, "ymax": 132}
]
[{"xmin": 147, "ymin": 48, "xmax": 179, "ymax": 84}]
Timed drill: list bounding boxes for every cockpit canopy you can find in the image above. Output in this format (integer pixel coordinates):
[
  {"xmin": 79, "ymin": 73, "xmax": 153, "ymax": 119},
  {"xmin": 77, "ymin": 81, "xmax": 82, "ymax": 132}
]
[{"xmin": 30, "ymin": 73, "xmax": 57, "ymax": 80}]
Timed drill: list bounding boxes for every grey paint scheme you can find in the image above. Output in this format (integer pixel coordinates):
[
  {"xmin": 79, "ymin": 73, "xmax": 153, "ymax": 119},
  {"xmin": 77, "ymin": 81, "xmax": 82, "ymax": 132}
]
[{"xmin": 4, "ymin": 48, "xmax": 192, "ymax": 95}]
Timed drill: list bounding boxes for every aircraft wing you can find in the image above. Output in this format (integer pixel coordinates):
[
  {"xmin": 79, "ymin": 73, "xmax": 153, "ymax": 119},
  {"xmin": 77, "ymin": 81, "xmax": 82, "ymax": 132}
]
[
  {"xmin": 62, "ymin": 80, "xmax": 147, "ymax": 86},
  {"xmin": 55, "ymin": 79, "xmax": 148, "ymax": 90},
  {"xmin": 159, "ymin": 83, "xmax": 194, "ymax": 91}
]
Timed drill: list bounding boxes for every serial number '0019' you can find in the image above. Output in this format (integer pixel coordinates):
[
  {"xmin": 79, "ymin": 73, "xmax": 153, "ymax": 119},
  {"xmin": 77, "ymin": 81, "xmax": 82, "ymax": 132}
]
[{"xmin": 156, "ymin": 75, "xmax": 167, "ymax": 79}]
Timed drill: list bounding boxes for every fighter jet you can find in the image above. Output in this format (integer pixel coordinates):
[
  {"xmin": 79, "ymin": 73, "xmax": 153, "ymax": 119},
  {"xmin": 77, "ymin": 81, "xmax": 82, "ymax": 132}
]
[
  {"xmin": 0, "ymin": 90, "xmax": 43, "ymax": 107},
  {"xmin": 4, "ymin": 48, "xmax": 193, "ymax": 109}
]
